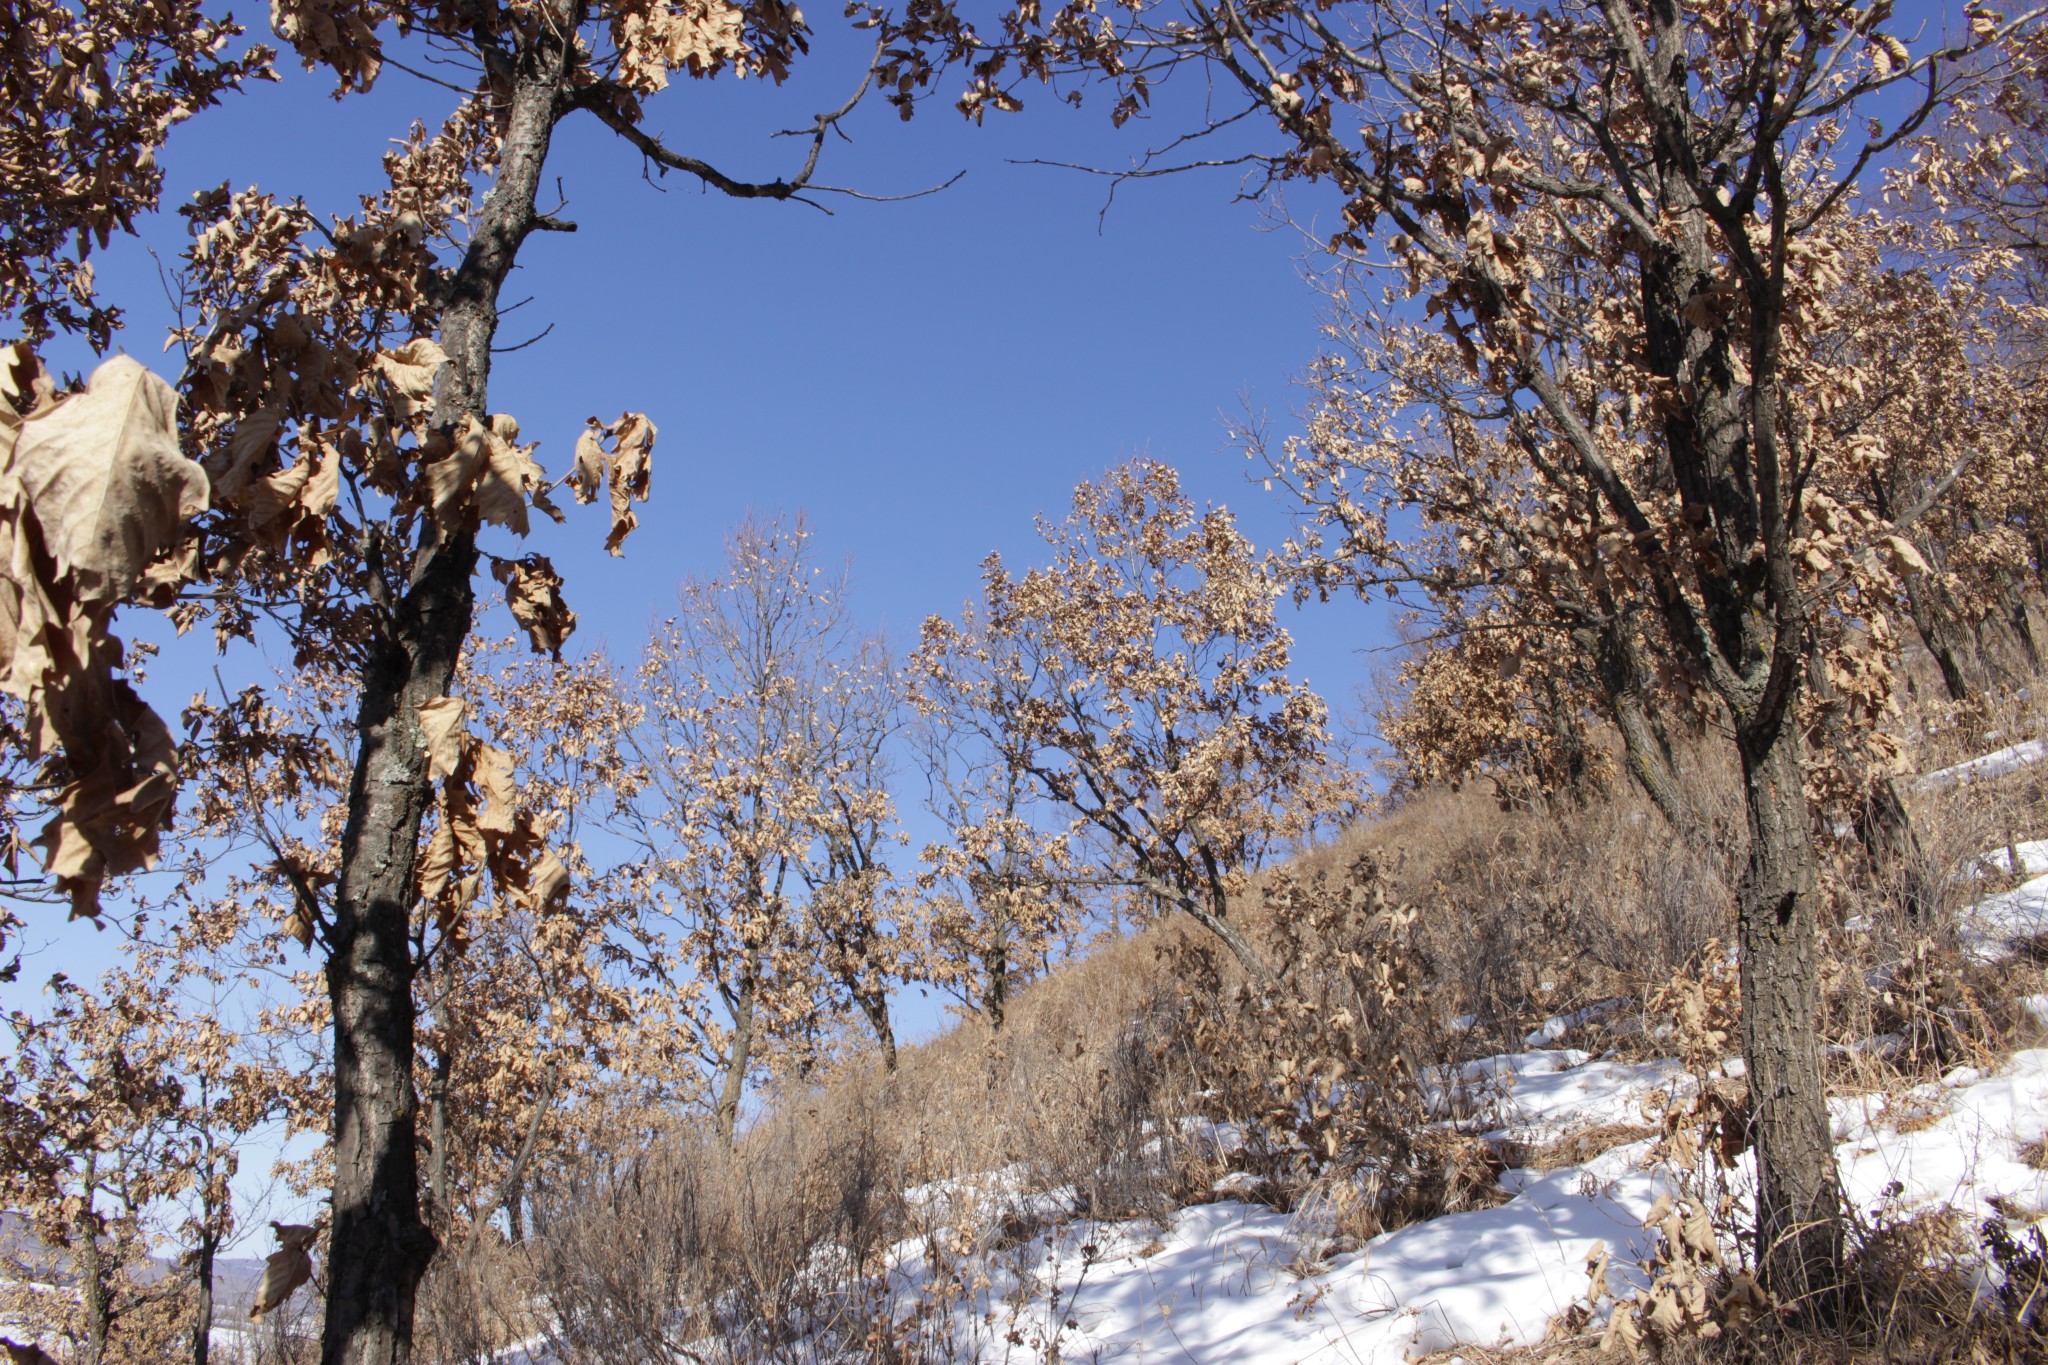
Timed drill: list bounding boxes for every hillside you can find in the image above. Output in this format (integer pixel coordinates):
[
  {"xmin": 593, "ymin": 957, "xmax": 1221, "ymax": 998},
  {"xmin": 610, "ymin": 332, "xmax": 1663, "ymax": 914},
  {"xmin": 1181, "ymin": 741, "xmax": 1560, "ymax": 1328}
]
[{"xmin": 387, "ymin": 685, "xmax": 2048, "ymax": 1365}]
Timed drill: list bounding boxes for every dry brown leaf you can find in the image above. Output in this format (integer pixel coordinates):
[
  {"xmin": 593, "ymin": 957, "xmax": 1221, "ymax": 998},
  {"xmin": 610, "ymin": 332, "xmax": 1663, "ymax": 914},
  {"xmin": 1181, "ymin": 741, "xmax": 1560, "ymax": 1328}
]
[
  {"xmin": 417, "ymin": 811, "xmax": 461, "ymax": 907},
  {"xmin": 476, "ymin": 414, "xmax": 539, "ymax": 535},
  {"xmin": 206, "ymin": 405, "xmax": 283, "ymax": 501},
  {"xmin": 569, "ymin": 423, "xmax": 606, "ymax": 504},
  {"xmin": 417, "ymin": 696, "xmax": 470, "ymax": 781},
  {"xmin": 473, "ymin": 743, "xmax": 517, "ymax": 835},
  {"xmin": 493, "ymin": 554, "xmax": 575, "ymax": 658},
  {"xmin": 248, "ymin": 1246, "xmax": 313, "ymax": 1320},
  {"xmin": 1718, "ymin": 1271, "xmax": 1771, "ymax": 1327},
  {"xmin": 604, "ymin": 412, "xmax": 655, "ymax": 555},
  {"xmin": 525, "ymin": 846, "xmax": 569, "ymax": 910},
  {"xmin": 371, "ymin": 337, "xmax": 446, "ymax": 421},
  {"xmin": 1599, "ymin": 1302, "xmax": 1641, "ymax": 1359},
  {"xmin": 9, "ymin": 356, "xmax": 206, "ymax": 603},
  {"xmin": 273, "ymin": 1221, "xmax": 322, "ymax": 1254}
]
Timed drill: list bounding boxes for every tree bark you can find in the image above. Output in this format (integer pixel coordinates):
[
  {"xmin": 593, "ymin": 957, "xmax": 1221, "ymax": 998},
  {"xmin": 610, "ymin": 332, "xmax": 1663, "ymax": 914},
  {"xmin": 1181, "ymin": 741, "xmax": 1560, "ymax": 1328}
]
[
  {"xmin": 714, "ymin": 953, "xmax": 761, "ymax": 1142},
  {"xmin": 321, "ymin": 35, "xmax": 571, "ymax": 1365},
  {"xmin": 856, "ymin": 986, "xmax": 898, "ymax": 1072},
  {"xmin": 74, "ymin": 1177, "xmax": 108, "ymax": 1365},
  {"xmin": 426, "ymin": 1048, "xmax": 451, "ymax": 1231},
  {"xmin": 1902, "ymin": 565, "xmax": 1987, "ymax": 702},
  {"xmin": 1581, "ymin": 617, "xmax": 1689, "ymax": 830},
  {"xmin": 1733, "ymin": 724, "xmax": 1843, "ymax": 1301},
  {"xmin": 189, "ymin": 1222, "xmax": 218, "ymax": 1365},
  {"xmin": 983, "ymin": 934, "xmax": 1009, "ymax": 1034}
]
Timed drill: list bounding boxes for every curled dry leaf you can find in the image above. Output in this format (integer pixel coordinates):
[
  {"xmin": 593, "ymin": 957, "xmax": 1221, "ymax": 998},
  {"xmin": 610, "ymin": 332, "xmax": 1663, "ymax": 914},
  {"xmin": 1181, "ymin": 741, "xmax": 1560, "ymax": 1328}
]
[
  {"xmin": 8, "ymin": 355, "xmax": 206, "ymax": 602},
  {"xmin": 247, "ymin": 1220, "xmax": 318, "ymax": 1320},
  {"xmin": 421, "ymin": 412, "xmax": 559, "ymax": 541},
  {"xmin": 568, "ymin": 413, "xmax": 657, "ymax": 555},
  {"xmin": 248, "ymin": 1222, "xmax": 321, "ymax": 1322},
  {"xmin": 413, "ymin": 691, "xmax": 571, "ymax": 936},
  {"xmin": 493, "ymin": 554, "xmax": 575, "ymax": 659},
  {"xmin": 370, "ymin": 336, "xmax": 446, "ymax": 422},
  {"xmin": 417, "ymin": 696, "xmax": 468, "ymax": 781},
  {"xmin": 0, "ymin": 349, "xmax": 205, "ymax": 915}
]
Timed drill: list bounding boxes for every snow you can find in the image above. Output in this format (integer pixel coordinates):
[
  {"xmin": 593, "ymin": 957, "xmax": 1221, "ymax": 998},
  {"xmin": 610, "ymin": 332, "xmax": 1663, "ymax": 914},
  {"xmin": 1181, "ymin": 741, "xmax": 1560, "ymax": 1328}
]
[
  {"xmin": 873, "ymin": 1155, "xmax": 1674, "ymax": 1364},
  {"xmin": 1428, "ymin": 1048, "xmax": 1690, "ymax": 1147},
  {"xmin": 1834, "ymin": 1051, "xmax": 2048, "ymax": 1223},
  {"xmin": 1958, "ymin": 873, "xmax": 2048, "ymax": 960},
  {"xmin": 1971, "ymin": 841, "xmax": 2048, "ymax": 880},
  {"xmin": 1521, "ymin": 998, "xmax": 1627, "ymax": 1047},
  {"xmin": 846, "ymin": 1043, "xmax": 2048, "ymax": 1362},
  {"xmin": 1917, "ymin": 739, "xmax": 2048, "ymax": 792}
]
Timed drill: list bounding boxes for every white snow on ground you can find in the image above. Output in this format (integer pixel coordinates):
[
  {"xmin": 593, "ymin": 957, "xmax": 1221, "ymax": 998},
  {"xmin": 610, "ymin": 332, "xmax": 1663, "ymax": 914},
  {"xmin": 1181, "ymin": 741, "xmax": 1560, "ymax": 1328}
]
[
  {"xmin": 1917, "ymin": 738, "xmax": 2047, "ymax": 792},
  {"xmin": 872, "ymin": 1044, "xmax": 2048, "ymax": 1363},
  {"xmin": 1521, "ymin": 998, "xmax": 1627, "ymax": 1047},
  {"xmin": 1428, "ymin": 1048, "xmax": 1690, "ymax": 1146},
  {"xmin": 1971, "ymin": 840, "xmax": 2048, "ymax": 880},
  {"xmin": 875, "ymin": 1144, "xmax": 1675, "ymax": 1365},
  {"xmin": 1959, "ymin": 873, "xmax": 2048, "ymax": 960},
  {"xmin": 1834, "ymin": 1052, "xmax": 2048, "ymax": 1223}
]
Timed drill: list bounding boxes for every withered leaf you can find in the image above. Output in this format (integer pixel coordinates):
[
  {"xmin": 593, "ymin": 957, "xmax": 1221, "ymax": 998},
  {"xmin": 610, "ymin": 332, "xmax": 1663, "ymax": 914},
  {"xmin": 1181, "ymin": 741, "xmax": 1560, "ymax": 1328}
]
[
  {"xmin": 372, "ymin": 337, "xmax": 447, "ymax": 422},
  {"xmin": 417, "ymin": 696, "xmax": 470, "ymax": 781},
  {"xmin": 248, "ymin": 1245, "xmax": 313, "ymax": 1321},
  {"xmin": 9, "ymin": 356, "xmax": 207, "ymax": 603},
  {"xmin": 493, "ymin": 554, "xmax": 575, "ymax": 659}
]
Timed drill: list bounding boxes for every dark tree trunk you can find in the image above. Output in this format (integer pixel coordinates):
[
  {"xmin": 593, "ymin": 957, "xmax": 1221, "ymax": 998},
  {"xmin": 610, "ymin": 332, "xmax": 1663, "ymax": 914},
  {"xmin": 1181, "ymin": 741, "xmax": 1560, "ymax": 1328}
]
[
  {"xmin": 1582, "ymin": 616, "xmax": 1688, "ymax": 828},
  {"xmin": 322, "ymin": 542, "xmax": 470, "ymax": 1365},
  {"xmin": 983, "ymin": 935, "xmax": 1009, "ymax": 1033},
  {"xmin": 321, "ymin": 37, "xmax": 571, "ymax": 1365},
  {"xmin": 2008, "ymin": 590, "xmax": 2042, "ymax": 673},
  {"xmin": 856, "ymin": 986, "xmax": 898, "ymax": 1072},
  {"xmin": 74, "ymin": 1184, "xmax": 108, "ymax": 1365},
  {"xmin": 426, "ymin": 1047, "xmax": 452, "ymax": 1231},
  {"xmin": 1854, "ymin": 775, "xmax": 1931, "ymax": 917},
  {"xmin": 1902, "ymin": 565, "xmax": 1987, "ymax": 702},
  {"xmin": 1733, "ymin": 726, "xmax": 1842, "ymax": 1300},
  {"xmin": 190, "ymin": 1223, "xmax": 218, "ymax": 1365}
]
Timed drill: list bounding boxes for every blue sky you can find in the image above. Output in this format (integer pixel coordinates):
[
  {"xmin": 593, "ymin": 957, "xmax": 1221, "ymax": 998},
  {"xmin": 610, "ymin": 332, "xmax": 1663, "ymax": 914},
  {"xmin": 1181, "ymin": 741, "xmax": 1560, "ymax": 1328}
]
[{"xmin": 10, "ymin": 18, "xmax": 1395, "ymax": 1033}]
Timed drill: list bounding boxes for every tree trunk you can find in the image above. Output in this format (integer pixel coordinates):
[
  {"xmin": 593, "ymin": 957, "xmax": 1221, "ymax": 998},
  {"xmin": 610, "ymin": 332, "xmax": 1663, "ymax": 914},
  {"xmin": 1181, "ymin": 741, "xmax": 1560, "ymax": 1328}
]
[
  {"xmin": 1902, "ymin": 567, "xmax": 1986, "ymax": 702},
  {"xmin": 857, "ymin": 986, "xmax": 898, "ymax": 1072},
  {"xmin": 983, "ymin": 934, "xmax": 1009, "ymax": 1034},
  {"xmin": 322, "ymin": 547, "xmax": 468, "ymax": 1365},
  {"xmin": 1733, "ymin": 725, "xmax": 1843, "ymax": 1303},
  {"xmin": 322, "ymin": 42, "xmax": 570, "ymax": 1365},
  {"xmin": 1582, "ymin": 618, "xmax": 1689, "ymax": 830},
  {"xmin": 190, "ymin": 1223, "xmax": 218, "ymax": 1365},
  {"xmin": 1854, "ymin": 775, "xmax": 1931, "ymax": 917},
  {"xmin": 426, "ymin": 1047, "xmax": 451, "ymax": 1232},
  {"xmin": 74, "ymin": 1185, "xmax": 108, "ymax": 1365},
  {"xmin": 2007, "ymin": 590, "xmax": 2042, "ymax": 673},
  {"xmin": 715, "ymin": 956, "xmax": 760, "ymax": 1142}
]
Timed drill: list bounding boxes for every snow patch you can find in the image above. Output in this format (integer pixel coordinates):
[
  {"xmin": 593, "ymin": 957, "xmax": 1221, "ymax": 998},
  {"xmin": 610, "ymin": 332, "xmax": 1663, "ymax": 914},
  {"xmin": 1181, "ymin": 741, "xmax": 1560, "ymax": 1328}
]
[{"xmin": 1917, "ymin": 739, "xmax": 2047, "ymax": 793}]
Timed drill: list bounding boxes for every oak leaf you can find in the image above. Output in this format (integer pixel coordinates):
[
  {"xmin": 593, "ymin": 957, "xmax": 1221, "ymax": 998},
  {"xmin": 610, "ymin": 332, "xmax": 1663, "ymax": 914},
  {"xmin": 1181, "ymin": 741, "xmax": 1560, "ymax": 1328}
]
[
  {"xmin": 372, "ymin": 338, "xmax": 447, "ymax": 421},
  {"xmin": 247, "ymin": 1221, "xmax": 317, "ymax": 1320},
  {"xmin": 8, "ymin": 356, "xmax": 206, "ymax": 603},
  {"xmin": 418, "ymin": 697, "xmax": 470, "ymax": 781},
  {"xmin": 493, "ymin": 554, "xmax": 576, "ymax": 658}
]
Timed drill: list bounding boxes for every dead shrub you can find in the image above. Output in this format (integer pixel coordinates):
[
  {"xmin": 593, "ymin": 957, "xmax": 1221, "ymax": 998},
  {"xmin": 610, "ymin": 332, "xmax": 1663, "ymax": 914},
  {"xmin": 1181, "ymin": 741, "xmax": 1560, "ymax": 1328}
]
[
  {"xmin": 528, "ymin": 1093, "xmax": 900, "ymax": 1365},
  {"xmin": 1154, "ymin": 853, "xmax": 1510, "ymax": 1235}
]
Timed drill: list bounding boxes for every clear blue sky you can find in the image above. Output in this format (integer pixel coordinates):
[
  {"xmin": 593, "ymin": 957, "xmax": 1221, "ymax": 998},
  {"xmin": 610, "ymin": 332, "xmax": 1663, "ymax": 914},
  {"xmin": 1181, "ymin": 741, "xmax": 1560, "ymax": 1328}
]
[
  {"xmin": 64, "ymin": 13, "xmax": 1389, "ymax": 726},
  {"xmin": 11, "ymin": 18, "xmax": 1394, "ymax": 1022}
]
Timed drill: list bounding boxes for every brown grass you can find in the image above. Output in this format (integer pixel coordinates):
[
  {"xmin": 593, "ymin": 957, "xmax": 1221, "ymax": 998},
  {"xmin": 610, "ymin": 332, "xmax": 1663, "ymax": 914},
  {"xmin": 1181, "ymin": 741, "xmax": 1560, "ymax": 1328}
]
[{"xmin": 474, "ymin": 651, "xmax": 2048, "ymax": 1365}]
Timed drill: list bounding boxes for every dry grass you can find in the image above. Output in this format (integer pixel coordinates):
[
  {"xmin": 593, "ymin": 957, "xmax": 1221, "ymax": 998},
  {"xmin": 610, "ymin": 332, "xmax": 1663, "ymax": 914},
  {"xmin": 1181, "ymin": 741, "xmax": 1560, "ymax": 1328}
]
[{"xmin": 456, "ymin": 647, "xmax": 2048, "ymax": 1365}]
